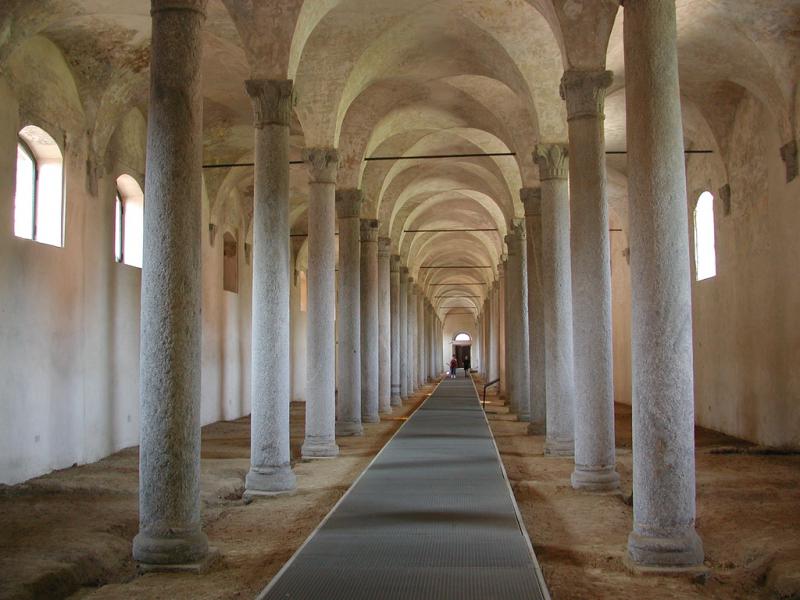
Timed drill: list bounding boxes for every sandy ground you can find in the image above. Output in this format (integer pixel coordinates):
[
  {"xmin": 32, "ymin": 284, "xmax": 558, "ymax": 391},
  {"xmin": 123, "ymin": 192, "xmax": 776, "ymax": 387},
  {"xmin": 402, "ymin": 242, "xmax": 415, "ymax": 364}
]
[
  {"xmin": 480, "ymin": 383, "xmax": 800, "ymax": 600},
  {"xmin": 1, "ymin": 377, "xmax": 798, "ymax": 600},
  {"xmin": 0, "ymin": 386, "xmax": 430, "ymax": 600}
]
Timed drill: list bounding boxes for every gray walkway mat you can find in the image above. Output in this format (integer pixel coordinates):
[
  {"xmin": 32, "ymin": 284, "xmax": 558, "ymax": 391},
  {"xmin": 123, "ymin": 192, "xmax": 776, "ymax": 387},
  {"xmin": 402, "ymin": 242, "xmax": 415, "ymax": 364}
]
[{"xmin": 257, "ymin": 377, "xmax": 549, "ymax": 600}]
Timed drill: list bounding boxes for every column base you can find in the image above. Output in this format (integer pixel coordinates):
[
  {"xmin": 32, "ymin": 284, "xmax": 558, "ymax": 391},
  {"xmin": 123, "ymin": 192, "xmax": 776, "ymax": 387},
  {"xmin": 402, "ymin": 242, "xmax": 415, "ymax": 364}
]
[
  {"xmin": 245, "ymin": 464, "xmax": 296, "ymax": 495},
  {"xmin": 390, "ymin": 395, "xmax": 402, "ymax": 407},
  {"xmin": 133, "ymin": 528, "xmax": 209, "ymax": 566},
  {"xmin": 379, "ymin": 405, "xmax": 393, "ymax": 414},
  {"xmin": 527, "ymin": 421, "xmax": 546, "ymax": 435},
  {"xmin": 571, "ymin": 465, "xmax": 620, "ymax": 492},
  {"xmin": 544, "ymin": 437, "xmax": 574, "ymax": 457},
  {"xmin": 137, "ymin": 547, "xmax": 220, "ymax": 575},
  {"xmin": 362, "ymin": 414, "xmax": 380, "ymax": 423},
  {"xmin": 336, "ymin": 421, "xmax": 363, "ymax": 436},
  {"xmin": 301, "ymin": 438, "xmax": 339, "ymax": 459},
  {"xmin": 627, "ymin": 528, "xmax": 704, "ymax": 569},
  {"xmin": 517, "ymin": 413, "xmax": 531, "ymax": 423}
]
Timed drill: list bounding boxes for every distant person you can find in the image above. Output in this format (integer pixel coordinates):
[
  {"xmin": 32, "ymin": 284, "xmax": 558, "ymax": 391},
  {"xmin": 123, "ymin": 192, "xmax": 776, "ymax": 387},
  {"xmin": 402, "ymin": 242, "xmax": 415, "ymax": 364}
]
[
  {"xmin": 449, "ymin": 355, "xmax": 458, "ymax": 379},
  {"xmin": 463, "ymin": 354, "xmax": 471, "ymax": 377}
]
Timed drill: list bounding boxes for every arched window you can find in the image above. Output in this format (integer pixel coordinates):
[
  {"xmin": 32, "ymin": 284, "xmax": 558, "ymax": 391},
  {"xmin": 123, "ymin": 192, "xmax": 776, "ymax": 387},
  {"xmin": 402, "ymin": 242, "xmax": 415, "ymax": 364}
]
[
  {"xmin": 223, "ymin": 232, "xmax": 238, "ymax": 293},
  {"xmin": 14, "ymin": 125, "xmax": 64, "ymax": 246},
  {"xmin": 454, "ymin": 332, "xmax": 471, "ymax": 343},
  {"xmin": 693, "ymin": 191, "xmax": 717, "ymax": 281},
  {"xmin": 115, "ymin": 174, "xmax": 144, "ymax": 268}
]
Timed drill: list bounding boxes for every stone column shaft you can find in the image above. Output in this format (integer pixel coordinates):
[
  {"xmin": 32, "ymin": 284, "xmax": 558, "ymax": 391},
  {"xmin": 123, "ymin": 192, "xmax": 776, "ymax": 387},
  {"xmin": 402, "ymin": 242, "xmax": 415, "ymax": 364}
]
[
  {"xmin": 489, "ymin": 283, "xmax": 500, "ymax": 382},
  {"xmin": 301, "ymin": 148, "xmax": 339, "ymax": 458},
  {"xmin": 407, "ymin": 281, "xmax": 418, "ymax": 393},
  {"xmin": 499, "ymin": 260, "xmax": 509, "ymax": 403},
  {"xmin": 561, "ymin": 69, "xmax": 619, "ymax": 490},
  {"xmin": 505, "ymin": 222, "xmax": 531, "ymax": 421},
  {"xmin": 417, "ymin": 292, "xmax": 426, "ymax": 387},
  {"xmin": 390, "ymin": 255, "xmax": 402, "ymax": 406},
  {"xmin": 399, "ymin": 268, "xmax": 409, "ymax": 400},
  {"xmin": 522, "ymin": 188, "xmax": 547, "ymax": 434},
  {"xmin": 134, "ymin": 0, "xmax": 209, "ymax": 566},
  {"xmin": 624, "ymin": 0, "xmax": 704, "ymax": 567},
  {"xmin": 535, "ymin": 144, "xmax": 575, "ymax": 456},
  {"xmin": 244, "ymin": 79, "xmax": 296, "ymax": 496},
  {"xmin": 335, "ymin": 190, "xmax": 363, "ymax": 436},
  {"xmin": 360, "ymin": 219, "xmax": 380, "ymax": 422},
  {"xmin": 377, "ymin": 237, "xmax": 392, "ymax": 414}
]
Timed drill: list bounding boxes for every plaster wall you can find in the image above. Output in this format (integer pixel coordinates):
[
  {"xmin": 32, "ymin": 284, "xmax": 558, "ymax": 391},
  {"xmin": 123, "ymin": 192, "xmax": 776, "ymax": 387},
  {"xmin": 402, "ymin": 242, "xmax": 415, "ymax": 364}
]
[
  {"xmin": 0, "ymin": 39, "xmax": 253, "ymax": 485},
  {"xmin": 688, "ymin": 93, "xmax": 800, "ymax": 448},
  {"xmin": 441, "ymin": 314, "xmax": 477, "ymax": 374}
]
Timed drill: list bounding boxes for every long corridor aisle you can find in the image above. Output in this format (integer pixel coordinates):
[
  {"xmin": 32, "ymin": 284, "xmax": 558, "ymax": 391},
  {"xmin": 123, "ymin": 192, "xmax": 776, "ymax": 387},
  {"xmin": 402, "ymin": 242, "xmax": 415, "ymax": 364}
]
[{"xmin": 258, "ymin": 377, "xmax": 549, "ymax": 599}]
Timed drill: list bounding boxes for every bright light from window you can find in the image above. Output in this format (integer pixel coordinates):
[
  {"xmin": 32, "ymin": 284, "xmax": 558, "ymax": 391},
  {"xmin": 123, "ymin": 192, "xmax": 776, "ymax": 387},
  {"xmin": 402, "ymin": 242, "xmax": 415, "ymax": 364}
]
[
  {"xmin": 694, "ymin": 191, "xmax": 717, "ymax": 281},
  {"xmin": 14, "ymin": 144, "xmax": 35, "ymax": 239},
  {"xmin": 115, "ymin": 175, "xmax": 144, "ymax": 268},
  {"xmin": 299, "ymin": 271, "xmax": 308, "ymax": 312},
  {"xmin": 454, "ymin": 332, "xmax": 471, "ymax": 342},
  {"xmin": 15, "ymin": 126, "xmax": 64, "ymax": 247}
]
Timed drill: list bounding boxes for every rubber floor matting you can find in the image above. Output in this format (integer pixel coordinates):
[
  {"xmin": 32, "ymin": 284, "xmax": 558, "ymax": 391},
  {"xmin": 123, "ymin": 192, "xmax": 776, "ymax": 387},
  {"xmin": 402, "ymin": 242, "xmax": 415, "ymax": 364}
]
[{"xmin": 258, "ymin": 377, "xmax": 548, "ymax": 599}]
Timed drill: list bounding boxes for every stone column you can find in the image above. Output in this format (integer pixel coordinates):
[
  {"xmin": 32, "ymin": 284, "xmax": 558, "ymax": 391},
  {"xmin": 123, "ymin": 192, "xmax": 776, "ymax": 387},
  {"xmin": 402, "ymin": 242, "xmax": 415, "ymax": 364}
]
[
  {"xmin": 377, "ymin": 237, "xmax": 392, "ymax": 414},
  {"xmin": 399, "ymin": 267, "xmax": 409, "ymax": 400},
  {"xmin": 429, "ymin": 303, "xmax": 437, "ymax": 381},
  {"xmin": 505, "ymin": 221, "xmax": 531, "ymax": 422},
  {"xmin": 499, "ymin": 259, "xmax": 509, "ymax": 403},
  {"xmin": 407, "ymin": 280, "xmax": 418, "ymax": 393},
  {"xmin": 360, "ymin": 219, "xmax": 380, "ymax": 423},
  {"xmin": 417, "ymin": 291, "xmax": 426, "ymax": 387},
  {"xmin": 489, "ymin": 282, "xmax": 500, "ymax": 382},
  {"xmin": 521, "ymin": 188, "xmax": 547, "ymax": 434},
  {"xmin": 244, "ymin": 79, "xmax": 296, "ymax": 497},
  {"xmin": 390, "ymin": 256, "xmax": 402, "ymax": 406},
  {"xmin": 561, "ymin": 69, "xmax": 619, "ymax": 490},
  {"xmin": 301, "ymin": 148, "xmax": 339, "ymax": 458},
  {"xmin": 134, "ymin": 0, "xmax": 209, "ymax": 566},
  {"xmin": 334, "ymin": 190, "xmax": 363, "ymax": 436},
  {"xmin": 624, "ymin": 0, "xmax": 704, "ymax": 568},
  {"xmin": 534, "ymin": 143, "xmax": 575, "ymax": 456}
]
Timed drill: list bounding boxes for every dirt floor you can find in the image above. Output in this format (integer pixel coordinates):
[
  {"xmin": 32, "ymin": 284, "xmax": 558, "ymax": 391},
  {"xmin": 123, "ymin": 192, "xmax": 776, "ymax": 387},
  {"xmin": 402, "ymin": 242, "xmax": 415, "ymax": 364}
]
[
  {"xmin": 480, "ymin": 383, "xmax": 800, "ymax": 600},
  {"xmin": 1, "ymin": 378, "xmax": 799, "ymax": 600}
]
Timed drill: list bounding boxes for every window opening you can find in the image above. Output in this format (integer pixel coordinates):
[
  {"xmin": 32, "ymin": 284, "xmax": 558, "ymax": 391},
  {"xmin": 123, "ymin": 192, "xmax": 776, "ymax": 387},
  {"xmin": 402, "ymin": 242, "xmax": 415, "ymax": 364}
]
[
  {"xmin": 454, "ymin": 332, "xmax": 471, "ymax": 343},
  {"xmin": 115, "ymin": 174, "xmax": 144, "ymax": 268},
  {"xmin": 14, "ymin": 126, "xmax": 64, "ymax": 246},
  {"xmin": 694, "ymin": 191, "xmax": 717, "ymax": 281}
]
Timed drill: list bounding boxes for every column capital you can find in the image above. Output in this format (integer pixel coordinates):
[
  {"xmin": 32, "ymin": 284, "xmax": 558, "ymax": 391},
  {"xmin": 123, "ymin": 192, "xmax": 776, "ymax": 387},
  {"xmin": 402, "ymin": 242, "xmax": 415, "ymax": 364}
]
[
  {"xmin": 400, "ymin": 266, "xmax": 409, "ymax": 276},
  {"xmin": 360, "ymin": 218, "xmax": 379, "ymax": 242},
  {"xmin": 378, "ymin": 237, "xmax": 391, "ymax": 258},
  {"xmin": 505, "ymin": 219, "xmax": 527, "ymax": 255},
  {"xmin": 303, "ymin": 147, "xmax": 339, "ymax": 184},
  {"xmin": 534, "ymin": 143, "xmax": 569, "ymax": 181},
  {"xmin": 560, "ymin": 69, "xmax": 614, "ymax": 120},
  {"xmin": 335, "ymin": 188, "xmax": 362, "ymax": 218},
  {"xmin": 151, "ymin": 0, "xmax": 207, "ymax": 16},
  {"xmin": 391, "ymin": 254, "xmax": 401, "ymax": 272},
  {"xmin": 520, "ymin": 187, "xmax": 542, "ymax": 217},
  {"xmin": 245, "ymin": 79, "xmax": 293, "ymax": 128}
]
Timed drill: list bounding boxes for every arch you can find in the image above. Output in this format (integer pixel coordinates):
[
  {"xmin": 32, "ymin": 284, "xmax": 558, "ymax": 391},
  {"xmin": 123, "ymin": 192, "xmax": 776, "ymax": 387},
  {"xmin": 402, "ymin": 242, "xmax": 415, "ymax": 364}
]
[{"xmin": 453, "ymin": 332, "xmax": 472, "ymax": 343}]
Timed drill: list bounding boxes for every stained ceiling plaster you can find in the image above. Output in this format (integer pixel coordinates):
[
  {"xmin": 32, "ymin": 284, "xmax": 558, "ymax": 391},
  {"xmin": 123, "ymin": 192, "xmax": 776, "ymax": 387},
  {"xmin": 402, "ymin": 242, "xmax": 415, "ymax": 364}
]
[{"xmin": 1, "ymin": 0, "xmax": 797, "ymax": 318}]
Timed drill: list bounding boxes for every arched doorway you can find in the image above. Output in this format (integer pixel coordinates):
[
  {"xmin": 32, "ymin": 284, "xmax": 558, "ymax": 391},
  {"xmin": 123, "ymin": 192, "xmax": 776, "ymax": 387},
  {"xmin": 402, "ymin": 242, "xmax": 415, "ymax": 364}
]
[{"xmin": 451, "ymin": 332, "xmax": 472, "ymax": 371}]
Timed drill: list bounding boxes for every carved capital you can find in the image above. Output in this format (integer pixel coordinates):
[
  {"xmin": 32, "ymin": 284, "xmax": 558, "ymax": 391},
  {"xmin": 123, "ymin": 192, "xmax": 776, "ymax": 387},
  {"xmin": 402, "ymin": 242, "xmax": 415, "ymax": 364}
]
[
  {"xmin": 408, "ymin": 276, "xmax": 416, "ymax": 288},
  {"xmin": 360, "ymin": 218, "xmax": 379, "ymax": 243},
  {"xmin": 534, "ymin": 143, "xmax": 569, "ymax": 181},
  {"xmin": 151, "ymin": 0, "xmax": 207, "ymax": 16},
  {"xmin": 505, "ymin": 219, "xmax": 527, "ymax": 255},
  {"xmin": 245, "ymin": 79, "xmax": 293, "ymax": 128},
  {"xmin": 391, "ymin": 254, "xmax": 401, "ymax": 272},
  {"xmin": 378, "ymin": 237, "xmax": 391, "ymax": 258},
  {"xmin": 335, "ymin": 188, "xmax": 362, "ymax": 219},
  {"xmin": 560, "ymin": 69, "xmax": 613, "ymax": 120},
  {"xmin": 303, "ymin": 147, "xmax": 339, "ymax": 184},
  {"xmin": 520, "ymin": 187, "xmax": 542, "ymax": 217}
]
